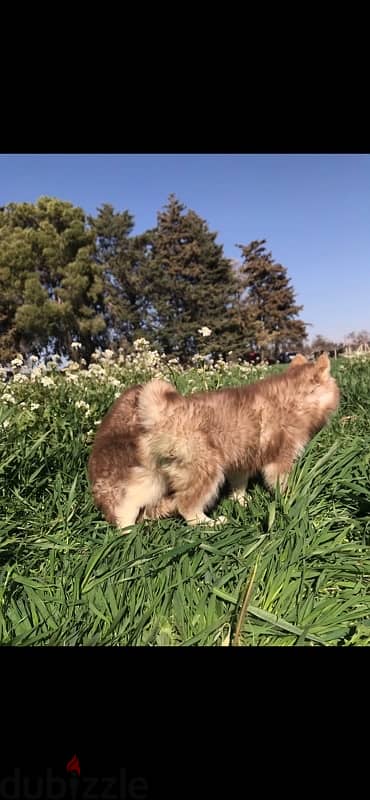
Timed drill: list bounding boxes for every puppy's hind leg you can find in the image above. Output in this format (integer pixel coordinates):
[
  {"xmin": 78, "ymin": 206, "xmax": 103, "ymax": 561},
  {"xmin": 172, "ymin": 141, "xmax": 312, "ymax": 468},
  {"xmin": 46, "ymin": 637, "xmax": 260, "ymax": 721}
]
[
  {"xmin": 228, "ymin": 469, "xmax": 250, "ymax": 507},
  {"xmin": 262, "ymin": 462, "xmax": 290, "ymax": 493},
  {"xmin": 174, "ymin": 466, "xmax": 225, "ymax": 527},
  {"xmin": 141, "ymin": 494, "xmax": 179, "ymax": 521},
  {"xmin": 115, "ymin": 468, "xmax": 166, "ymax": 531}
]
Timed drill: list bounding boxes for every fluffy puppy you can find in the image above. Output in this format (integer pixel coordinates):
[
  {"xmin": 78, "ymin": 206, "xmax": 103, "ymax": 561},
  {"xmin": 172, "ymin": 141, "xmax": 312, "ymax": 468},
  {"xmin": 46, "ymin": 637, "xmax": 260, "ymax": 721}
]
[{"xmin": 88, "ymin": 354, "xmax": 340, "ymax": 529}]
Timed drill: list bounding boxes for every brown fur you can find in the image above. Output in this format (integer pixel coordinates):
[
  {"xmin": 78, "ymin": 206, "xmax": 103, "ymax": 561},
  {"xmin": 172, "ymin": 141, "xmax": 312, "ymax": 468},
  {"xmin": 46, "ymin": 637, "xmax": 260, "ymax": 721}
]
[{"xmin": 88, "ymin": 354, "xmax": 340, "ymax": 529}]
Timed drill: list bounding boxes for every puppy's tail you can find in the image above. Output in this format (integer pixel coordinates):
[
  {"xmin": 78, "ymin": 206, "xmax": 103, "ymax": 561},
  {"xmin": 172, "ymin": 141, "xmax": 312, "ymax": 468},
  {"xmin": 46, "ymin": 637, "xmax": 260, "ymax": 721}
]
[
  {"xmin": 138, "ymin": 379, "xmax": 182, "ymax": 429},
  {"xmin": 138, "ymin": 379, "xmax": 208, "ymax": 469}
]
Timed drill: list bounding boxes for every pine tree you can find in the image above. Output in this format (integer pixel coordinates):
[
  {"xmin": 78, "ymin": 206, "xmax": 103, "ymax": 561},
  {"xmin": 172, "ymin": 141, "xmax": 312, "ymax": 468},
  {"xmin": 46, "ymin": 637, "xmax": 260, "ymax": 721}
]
[
  {"xmin": 236, "ymin": 239, "xmax": 308, "ymax": 358},
  {"xmin": 89, "ymin": 204, "xmax": 149, "ymax": 347},
  {"xmin": 0, "ymin": 197, "xmax": 106, "ymax": 362},
  {"xmin": 142, "ymin": 195, "xmax": 239, "ymax": 360}
]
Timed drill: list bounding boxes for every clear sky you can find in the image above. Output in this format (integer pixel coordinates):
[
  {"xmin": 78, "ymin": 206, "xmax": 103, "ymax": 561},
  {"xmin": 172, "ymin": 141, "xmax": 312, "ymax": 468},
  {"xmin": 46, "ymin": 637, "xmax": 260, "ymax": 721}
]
[{"xmin": 1, "ymin": 153, "xmax": 369, "ymax": 343}]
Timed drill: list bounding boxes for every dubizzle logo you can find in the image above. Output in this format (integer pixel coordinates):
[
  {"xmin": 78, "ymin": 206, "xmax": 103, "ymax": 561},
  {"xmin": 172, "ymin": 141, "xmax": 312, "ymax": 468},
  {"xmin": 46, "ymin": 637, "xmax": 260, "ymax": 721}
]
[
  {"xmin": 0, "ymin": 756, "xmax": 149, "ymax": 799},
  {"xmin": 66, "ymin": 754, "xmax": 81, "ymax": 777}
]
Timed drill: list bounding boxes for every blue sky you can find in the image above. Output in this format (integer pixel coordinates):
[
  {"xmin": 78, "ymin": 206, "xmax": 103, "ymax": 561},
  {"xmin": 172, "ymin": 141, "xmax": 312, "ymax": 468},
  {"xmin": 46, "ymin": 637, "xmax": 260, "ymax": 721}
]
[{"xmin": 1, "ymin": 153, "xmax": 369, "ymax": 342}]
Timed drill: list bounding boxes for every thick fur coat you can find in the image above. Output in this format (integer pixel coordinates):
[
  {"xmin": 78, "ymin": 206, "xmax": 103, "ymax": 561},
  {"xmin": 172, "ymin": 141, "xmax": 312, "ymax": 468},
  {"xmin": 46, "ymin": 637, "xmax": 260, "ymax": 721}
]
[{"xmin": 88, "ymin": 354, "xmax": 340, "ymax": 529}]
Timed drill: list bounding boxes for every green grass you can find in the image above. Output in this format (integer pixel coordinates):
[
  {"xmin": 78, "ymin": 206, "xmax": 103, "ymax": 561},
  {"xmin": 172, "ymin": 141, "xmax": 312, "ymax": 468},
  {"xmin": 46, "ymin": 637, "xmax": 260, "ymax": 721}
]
[{"xmin": 1, "ymin": 354, "xmax": 370, "ymax": 646}]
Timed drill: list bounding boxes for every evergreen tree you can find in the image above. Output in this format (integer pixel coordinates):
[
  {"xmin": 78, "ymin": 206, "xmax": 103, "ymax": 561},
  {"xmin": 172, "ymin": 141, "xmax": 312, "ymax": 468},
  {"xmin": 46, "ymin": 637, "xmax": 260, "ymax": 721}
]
[
  {"xmin": 89, "ymin": 204, "xmax": 149, "ymax": 347},
  {"xmin": 143, "ymin": 195, "xmax": 239, "ymax": 359},
  {"xmin": 236, "ymin": 239, "xmax": 308, "ymax": 358},
  {"xmin": 0, "ymin": 197, "xmax": 105, "ymax": 362}
]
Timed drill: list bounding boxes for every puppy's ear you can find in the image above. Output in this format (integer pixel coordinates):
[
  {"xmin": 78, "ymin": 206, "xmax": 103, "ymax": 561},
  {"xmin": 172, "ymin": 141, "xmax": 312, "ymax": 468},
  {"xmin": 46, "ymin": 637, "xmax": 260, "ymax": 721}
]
[
  {"xmin": 314, "ymin": 353, "xmax": 331, "ymax": 380},
  {"xmin": 288, "ymin": 354, "xmax": 307, "ymax": 369}
]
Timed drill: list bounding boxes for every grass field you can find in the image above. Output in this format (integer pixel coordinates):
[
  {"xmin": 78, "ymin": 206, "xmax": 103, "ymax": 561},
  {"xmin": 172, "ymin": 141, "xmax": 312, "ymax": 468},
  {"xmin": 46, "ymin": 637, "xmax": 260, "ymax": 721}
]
[{"xmin": 1, "ymin": 343, "xmax": 370, "ymax": 646}]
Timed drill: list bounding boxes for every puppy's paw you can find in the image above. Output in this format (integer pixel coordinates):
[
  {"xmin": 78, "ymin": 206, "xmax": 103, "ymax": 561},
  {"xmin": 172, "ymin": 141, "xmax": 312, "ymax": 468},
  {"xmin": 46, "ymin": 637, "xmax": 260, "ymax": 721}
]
[
  {"xmin": 232, "ymin": 491, "xmax": 249, "ymax": 507},
  {"xmin": 186, "ymin": 513, "xmax": 228, "ymax": 527},
  {"xmin": 213, "ymin": 514, "xmax": 228, "ymax": 526},
  {"xmin": 187, "ymin": 513, "xmax": 213, "ymax": 526}
]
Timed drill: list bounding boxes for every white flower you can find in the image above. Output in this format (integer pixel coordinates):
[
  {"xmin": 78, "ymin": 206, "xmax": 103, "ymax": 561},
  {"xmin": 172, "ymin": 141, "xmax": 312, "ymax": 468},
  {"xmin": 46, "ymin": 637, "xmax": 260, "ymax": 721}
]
[
  {"xmin": 2, "ymin": 393, "xmax": 16, "ymax": 404},
  {"xmin": 13, "ymin": 373, "xmax": 28, "ymax": 383},
  {"xmin": 88, "ymin": 364, "xmax": 105, "ymax": 377},
  {"xmin": 30, "ymin": 355, "xmax": 39, "ymax": 363},
  {"xmin": 198, "ymin": 326, "xmax": 212, "ymax": 338},
  {"xmin": 30, "ymin": 402, "xmax": 40, "ymax": 411},
  {"xmin": 11, "ymin": 354, "xmax": 24, "ymax": 367},
  {"xmin": 71, "ymin": 342, "xmax": 82, "ymax": 350},
  {"xmin": 75, "ymin": 400, "xmax": 90, "ymax": 410},
  {"xmin": 63, "ymin": 362, "xmax": 80, "ymax": 372},
  {"xmin": 30, "ymin": 366, "xmax": 43, "ymax": 380},
  {"xmin": 133, "ymin": 338, "xmax": 150, "ymax": 351},
  {"xmin": 103, "ymin": 349, "xmax": 114, "ymax": 360},
  {"xmin": 40, "ymin": 376, "xmax": 55, "ymax": 387},
  {"xmin": 3, "ymin": 419, "xmax": 10, "ymax": 429}
]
